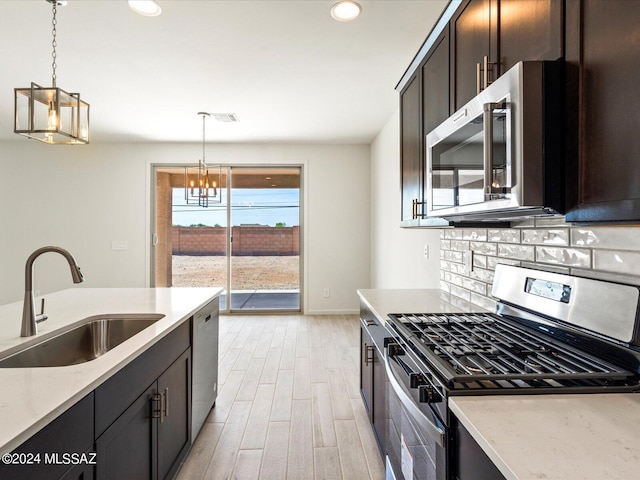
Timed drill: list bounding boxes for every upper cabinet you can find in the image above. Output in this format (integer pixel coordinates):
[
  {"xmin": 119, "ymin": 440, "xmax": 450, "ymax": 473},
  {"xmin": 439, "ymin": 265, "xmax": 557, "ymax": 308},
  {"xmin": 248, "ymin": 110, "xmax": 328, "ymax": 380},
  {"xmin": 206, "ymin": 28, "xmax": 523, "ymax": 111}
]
[
  {"xmin": 398, "ymin": 0, "xmax": 563, "ymax": 226},
  {"xmin": 451, "ymin": 0, "xmax": 496, "ymax": 110},
  {"xmin": 400, "ymin": 27, "xmax": 451, "ymax": 226},
  {"xmin": 451, "ymin": 0, "xmax": 563, "ymax": 111},
  {"xmin": 400, "ymin": 73, "xmax": 423, "ymax": 224},
  {"xmin": 564, "ymin": 0, "xmax": 640, "ymax": 223}
]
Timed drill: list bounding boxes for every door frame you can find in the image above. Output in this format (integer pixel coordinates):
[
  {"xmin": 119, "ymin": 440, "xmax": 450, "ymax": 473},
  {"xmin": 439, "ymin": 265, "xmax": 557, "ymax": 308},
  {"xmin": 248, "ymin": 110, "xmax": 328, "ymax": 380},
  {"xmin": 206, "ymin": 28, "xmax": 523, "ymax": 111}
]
[{"xmin": 150, "ymin": 163, "xmax": 304, "ymax": 314}]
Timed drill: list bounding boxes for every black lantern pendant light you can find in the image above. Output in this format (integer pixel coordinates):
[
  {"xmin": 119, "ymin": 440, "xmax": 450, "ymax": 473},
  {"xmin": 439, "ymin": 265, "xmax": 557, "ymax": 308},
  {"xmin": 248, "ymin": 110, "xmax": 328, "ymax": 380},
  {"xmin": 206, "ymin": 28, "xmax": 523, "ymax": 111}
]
[
  {"xmin": 14, "ymin": 0, "xmax": 90, "ymax": 145},
  {"xmin": 185, "ymin": 112, "xmax": 222, "ymax": 208}
]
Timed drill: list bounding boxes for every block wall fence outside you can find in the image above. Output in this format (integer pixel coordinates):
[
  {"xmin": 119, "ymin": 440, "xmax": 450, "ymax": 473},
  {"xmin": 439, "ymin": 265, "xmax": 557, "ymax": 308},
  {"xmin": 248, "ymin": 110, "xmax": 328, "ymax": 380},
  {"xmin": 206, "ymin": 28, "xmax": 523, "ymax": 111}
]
[
  {"xmin": 172, "ymin": 226, "xmax": 300, "ymax": 256},
  {"xmin": 439, "ymin": 217, "xmax": 640, "ymax": 312}
]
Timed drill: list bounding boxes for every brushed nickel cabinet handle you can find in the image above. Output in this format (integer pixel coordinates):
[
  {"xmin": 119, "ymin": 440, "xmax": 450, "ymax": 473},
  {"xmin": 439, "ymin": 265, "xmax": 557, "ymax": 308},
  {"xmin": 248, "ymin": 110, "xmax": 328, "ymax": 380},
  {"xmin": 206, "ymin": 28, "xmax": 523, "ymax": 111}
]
[
  {"xmin": 364, "ymin": 344, "xmax": 375, "ymax": 366},
  {"xmin": 164, "ymin": 387, "xmax": 169, "ymax": 418},
  {"xmin": 476, "ymin": 62, "xmax": 482, "ymax": 94}
]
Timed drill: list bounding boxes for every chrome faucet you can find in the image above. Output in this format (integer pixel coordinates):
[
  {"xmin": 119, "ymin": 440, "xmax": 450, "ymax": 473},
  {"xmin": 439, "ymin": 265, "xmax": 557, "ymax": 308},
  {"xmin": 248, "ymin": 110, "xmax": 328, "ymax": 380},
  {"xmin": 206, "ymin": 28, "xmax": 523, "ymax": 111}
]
[{"xmin": 22, "ymin": 246, "xmax": 84, "ymax": 337}]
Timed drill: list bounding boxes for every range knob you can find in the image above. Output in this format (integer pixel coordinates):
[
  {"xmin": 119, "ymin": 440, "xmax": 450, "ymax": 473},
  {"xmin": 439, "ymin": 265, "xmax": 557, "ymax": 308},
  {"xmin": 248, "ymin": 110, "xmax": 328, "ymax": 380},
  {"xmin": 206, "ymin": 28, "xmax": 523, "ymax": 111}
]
[{"xmin": 419, "ymin": 385, "xmax": 442, "ymax": 404}]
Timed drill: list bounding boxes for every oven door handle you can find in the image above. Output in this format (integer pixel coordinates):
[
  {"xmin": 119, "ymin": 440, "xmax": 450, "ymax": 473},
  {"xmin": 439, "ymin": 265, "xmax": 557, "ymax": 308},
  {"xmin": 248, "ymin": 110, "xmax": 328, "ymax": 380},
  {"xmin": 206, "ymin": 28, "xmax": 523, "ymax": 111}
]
[{"xmin": 384, "ymin": 348, "xmax": 446, "ymax": 448}]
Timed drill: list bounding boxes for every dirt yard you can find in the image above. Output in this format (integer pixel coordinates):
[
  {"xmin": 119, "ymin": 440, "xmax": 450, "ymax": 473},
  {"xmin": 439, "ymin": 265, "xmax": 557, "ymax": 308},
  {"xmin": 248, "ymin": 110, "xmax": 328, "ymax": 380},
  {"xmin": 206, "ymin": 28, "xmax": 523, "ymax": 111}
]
[{"xmin": 172, "ymin": 255, "xmax": 300, "ymax": 290}]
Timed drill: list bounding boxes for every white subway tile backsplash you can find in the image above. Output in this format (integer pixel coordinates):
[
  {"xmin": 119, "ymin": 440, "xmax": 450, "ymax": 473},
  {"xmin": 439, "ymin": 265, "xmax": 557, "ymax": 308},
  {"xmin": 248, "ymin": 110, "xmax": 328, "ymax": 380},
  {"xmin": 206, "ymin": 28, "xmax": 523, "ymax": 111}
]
[
  {"xmin": 469, "ymin": 268, "xmax": 494, "ymax": 284},
  {"xmin": 443, "ymin": 250, "xmax": 463, "ymax": 263},
  {"xmin": 536, "ymin": 246, "xmax": 591, "ymax": 268},
  {"xmin": 521, "ymin": 229, "xmax": 569, "ymax": 246},
  {"xmin": 498, "ymin": 244, "xmax": 535, "ymax": 261},
  {"xmin": 487, "ymin": 257, "xmax": 521, "ymax": 269},
  {"xmin": 593, "ymin": 250, "xmax": 640, "ymax": 276},
  {"xmin": 439, "ymin": 224, "xmax": 640, "ymax": 305},
  {"xmin": 463, "ymin": 277, "xmax": 487, "ymax": 295},
  {"xmin": 450, "ymin": 262, "xmax": 466, "ymax": 274},
  {"xmin": 470, "ymin": 242, "xmax": 498, "ymax": 255},
  {"xmin": 571, "ymin": 227, "xmax": 640, "ymax": 251},
  {"xmin": 450, "ymin": 284, "xmax": 471, "ymax": 302},
  {"xmin": 521, "ymin": 262, "xmax": 570, "ymax": 275},
  {"xmin": 451, "ymin": 240, "xmax": 471, "ymax": 251},
  {"xmin": 488, "ymin": 229, "xmax": 521, "ymax": 243},
  {"xmin": 462, "ymin": 229, "xmax": 487, "ymax": 241},
  {"xmin": 470, "ymin": 293, "xmax": 497, "ymax": 311},
  {"xmin": 444, "ymin": 230, "xmax": 463, "ymax": 240},
  {"xmin": 473, "ymin": 254, "xmax": 488, "ymax": 269},
  {"xmin": 449, "ymin": 273, "xmax": 464, "ymax": 287}
]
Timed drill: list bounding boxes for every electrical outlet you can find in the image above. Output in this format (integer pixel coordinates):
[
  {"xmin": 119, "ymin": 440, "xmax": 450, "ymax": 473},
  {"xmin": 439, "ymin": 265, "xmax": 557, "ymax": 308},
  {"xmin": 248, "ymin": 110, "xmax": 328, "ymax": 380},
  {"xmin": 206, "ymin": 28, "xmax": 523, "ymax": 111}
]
[
  {"xmin": 423, "ymin": 244, "xmax": 430, "ymax": 260},
  {"xmin": 323, "ymin": 288, "xmax": 330, "ymax": 298}
]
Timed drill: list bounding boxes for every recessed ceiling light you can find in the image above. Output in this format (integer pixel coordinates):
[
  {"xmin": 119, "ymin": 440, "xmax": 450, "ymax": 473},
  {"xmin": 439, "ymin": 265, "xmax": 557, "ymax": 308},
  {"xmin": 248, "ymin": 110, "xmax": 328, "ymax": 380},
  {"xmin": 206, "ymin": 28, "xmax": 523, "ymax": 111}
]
[
  {"xmin": 331, "ymin": 1, "xmax": 362, "ymax": 22},
  {"xmin": 128, "ymin": 0, "xmax": 162, "ymax": 17}
]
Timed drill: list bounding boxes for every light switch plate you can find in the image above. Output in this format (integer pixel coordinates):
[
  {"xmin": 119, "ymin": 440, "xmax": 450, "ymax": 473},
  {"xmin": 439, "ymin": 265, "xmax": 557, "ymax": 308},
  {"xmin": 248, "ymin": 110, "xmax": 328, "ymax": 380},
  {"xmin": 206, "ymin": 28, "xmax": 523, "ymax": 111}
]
[{"xmin": 111, "ymin": 240, "xmax": 128, "ymax": 251}]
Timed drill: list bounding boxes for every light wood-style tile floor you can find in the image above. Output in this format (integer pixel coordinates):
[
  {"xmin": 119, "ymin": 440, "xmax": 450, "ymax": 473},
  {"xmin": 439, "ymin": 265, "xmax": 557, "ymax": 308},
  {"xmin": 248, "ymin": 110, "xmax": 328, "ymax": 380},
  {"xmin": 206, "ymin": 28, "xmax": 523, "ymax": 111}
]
[{"xmin": 178, "ymin": 314, "xmax": 385, "ymax": 480}]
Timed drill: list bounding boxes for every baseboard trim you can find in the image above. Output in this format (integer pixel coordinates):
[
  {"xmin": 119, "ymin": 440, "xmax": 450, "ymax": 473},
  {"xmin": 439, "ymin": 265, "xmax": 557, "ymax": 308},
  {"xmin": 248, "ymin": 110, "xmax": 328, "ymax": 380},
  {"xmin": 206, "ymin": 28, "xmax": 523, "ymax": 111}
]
[{"xmin": 305, "ymin": 309, "xmax": 359, "ymax": 315}]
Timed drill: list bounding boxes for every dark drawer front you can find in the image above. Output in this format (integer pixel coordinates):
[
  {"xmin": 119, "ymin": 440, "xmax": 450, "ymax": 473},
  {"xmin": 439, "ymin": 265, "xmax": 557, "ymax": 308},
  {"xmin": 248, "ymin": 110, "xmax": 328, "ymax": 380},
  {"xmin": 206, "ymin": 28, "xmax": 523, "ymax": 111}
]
[
  {"xmin": 95, "ymin": 320, "xmax": 190, "ymax": 438},
  {"xmin": 0, "ymin": 393, "xmax": 94, "ymax": 480}
]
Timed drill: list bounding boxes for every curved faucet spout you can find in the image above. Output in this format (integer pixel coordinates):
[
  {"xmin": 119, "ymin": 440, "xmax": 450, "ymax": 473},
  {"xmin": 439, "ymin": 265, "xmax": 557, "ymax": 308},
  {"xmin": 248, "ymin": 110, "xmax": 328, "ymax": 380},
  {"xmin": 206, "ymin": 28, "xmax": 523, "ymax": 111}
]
[{"xmin": 21, "ymin": 246, "xmax": 84, "ymax": 337}]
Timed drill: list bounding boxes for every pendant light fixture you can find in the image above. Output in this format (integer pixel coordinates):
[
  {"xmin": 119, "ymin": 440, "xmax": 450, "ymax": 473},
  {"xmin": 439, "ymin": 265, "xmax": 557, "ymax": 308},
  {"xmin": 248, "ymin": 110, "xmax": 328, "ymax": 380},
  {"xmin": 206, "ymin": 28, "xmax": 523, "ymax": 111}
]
[
  {"xmin": 185, "ymin": 112, "xmax": 222, "ymax": 208},
  {"xmin": 14, "ymin": 0, "xmax": 90, "ymax": 145}
]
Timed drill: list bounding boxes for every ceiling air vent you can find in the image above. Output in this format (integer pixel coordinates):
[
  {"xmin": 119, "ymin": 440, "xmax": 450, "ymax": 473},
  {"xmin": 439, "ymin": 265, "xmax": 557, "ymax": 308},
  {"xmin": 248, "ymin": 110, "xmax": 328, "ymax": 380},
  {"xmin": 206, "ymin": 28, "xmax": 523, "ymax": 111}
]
[{"xmin": 211, "ymin": 113, "xmax": 239, "ymax": 123}]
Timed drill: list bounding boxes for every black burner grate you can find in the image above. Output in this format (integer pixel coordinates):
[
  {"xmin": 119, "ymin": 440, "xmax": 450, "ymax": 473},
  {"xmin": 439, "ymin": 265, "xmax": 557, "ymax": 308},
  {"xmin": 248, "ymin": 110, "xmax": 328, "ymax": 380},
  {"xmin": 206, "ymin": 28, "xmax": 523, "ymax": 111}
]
[{"xmin": 389, "ymin": 313, "xmax": 636, "ymax": 391}]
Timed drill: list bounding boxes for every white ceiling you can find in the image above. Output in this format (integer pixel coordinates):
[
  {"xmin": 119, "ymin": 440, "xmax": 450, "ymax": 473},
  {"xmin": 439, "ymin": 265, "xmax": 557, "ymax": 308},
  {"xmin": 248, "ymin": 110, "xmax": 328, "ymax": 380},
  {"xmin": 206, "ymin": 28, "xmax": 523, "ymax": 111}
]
[{"xmin": 0, "ymin": 0, "xmax": 447, "ymax": 144}]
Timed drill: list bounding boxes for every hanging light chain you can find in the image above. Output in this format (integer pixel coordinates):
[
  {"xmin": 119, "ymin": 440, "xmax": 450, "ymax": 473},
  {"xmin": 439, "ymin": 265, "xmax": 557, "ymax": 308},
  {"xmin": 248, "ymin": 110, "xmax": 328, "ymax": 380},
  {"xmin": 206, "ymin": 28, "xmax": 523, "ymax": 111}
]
[
  {"xmin": 201, "ymin": 113, "xmax": 206, "ymax": 164},
  {"xmin": 51, "ymin": 1, "xmax": 58, "ymax": 87}
]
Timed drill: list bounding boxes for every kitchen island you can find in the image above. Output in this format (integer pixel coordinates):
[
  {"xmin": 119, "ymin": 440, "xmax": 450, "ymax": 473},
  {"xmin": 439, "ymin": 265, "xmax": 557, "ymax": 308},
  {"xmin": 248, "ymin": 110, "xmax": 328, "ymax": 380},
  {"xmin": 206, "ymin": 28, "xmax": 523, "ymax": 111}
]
[
  {"xmin": 358, "ymin": 288, "xmax": 640, "ymax": 480},
  {"xmin": 0, "ymin": 287, "xmax": 221, "ymax": 456}
]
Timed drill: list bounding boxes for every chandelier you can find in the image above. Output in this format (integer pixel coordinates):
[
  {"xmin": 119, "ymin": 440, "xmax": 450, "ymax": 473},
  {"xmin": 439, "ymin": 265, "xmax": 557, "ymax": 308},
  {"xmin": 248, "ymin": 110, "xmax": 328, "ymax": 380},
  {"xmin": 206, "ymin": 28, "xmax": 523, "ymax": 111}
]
[
  {"xmin": 14, "ymin": 0, "xmax": 90, "ymax": 145},
  {"xmin": 185, "ymin": 112, "xmax": 222, "ymax": 207}
]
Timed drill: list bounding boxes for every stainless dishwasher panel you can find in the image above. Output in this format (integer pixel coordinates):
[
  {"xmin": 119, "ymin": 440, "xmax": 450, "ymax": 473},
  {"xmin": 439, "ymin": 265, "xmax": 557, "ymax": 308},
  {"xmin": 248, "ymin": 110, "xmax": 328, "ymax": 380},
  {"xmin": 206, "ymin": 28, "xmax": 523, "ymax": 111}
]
[{"xmin": 191, "ymin": 297, "xmax": 219, "ymax": 443}]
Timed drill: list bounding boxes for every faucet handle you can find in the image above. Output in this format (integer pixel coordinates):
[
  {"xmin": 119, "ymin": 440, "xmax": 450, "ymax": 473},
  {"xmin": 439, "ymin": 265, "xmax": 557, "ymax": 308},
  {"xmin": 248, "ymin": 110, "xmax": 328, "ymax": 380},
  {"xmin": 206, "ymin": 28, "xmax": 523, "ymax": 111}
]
[{"xmin": 36, "ymin": 298, "xmax": 48, "ymax": 323}]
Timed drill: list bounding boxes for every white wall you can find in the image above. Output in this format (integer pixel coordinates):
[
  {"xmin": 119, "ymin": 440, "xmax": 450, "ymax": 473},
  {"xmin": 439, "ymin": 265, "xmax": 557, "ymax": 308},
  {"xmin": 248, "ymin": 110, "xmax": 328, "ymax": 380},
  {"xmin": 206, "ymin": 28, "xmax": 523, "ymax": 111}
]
[
  {"xmin": 369, "ymin": 109, "xmax": 441, "ymax": 288},
  {"xmin": 0, "ymin": 141, "xmax": 370, "ymax": 314}
]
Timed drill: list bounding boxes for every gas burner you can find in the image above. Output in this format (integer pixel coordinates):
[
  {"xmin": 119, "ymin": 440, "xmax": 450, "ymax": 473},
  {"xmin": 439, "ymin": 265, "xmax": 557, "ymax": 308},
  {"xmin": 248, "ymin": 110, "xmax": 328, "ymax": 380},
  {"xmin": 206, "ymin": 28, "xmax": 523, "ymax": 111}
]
[{"xmin": 457, "ymin": 355, "xmax": 495, "ymax": 374}]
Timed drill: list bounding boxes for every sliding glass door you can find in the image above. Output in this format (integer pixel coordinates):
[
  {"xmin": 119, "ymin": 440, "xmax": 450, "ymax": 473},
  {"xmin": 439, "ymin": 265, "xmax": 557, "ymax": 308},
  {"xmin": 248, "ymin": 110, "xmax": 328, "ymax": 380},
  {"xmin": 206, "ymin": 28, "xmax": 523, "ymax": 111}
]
[{"xmin": 153, "ymin": 165, "xmax": 301, "ymax": 312}]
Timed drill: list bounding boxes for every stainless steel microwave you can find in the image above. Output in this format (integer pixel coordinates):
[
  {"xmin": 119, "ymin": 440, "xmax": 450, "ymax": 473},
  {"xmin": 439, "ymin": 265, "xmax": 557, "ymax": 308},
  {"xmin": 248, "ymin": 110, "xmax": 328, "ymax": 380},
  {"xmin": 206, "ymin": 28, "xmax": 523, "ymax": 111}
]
[{"xmin": 425, "ymin": 60, "xmax": 564, "ymax": 222}]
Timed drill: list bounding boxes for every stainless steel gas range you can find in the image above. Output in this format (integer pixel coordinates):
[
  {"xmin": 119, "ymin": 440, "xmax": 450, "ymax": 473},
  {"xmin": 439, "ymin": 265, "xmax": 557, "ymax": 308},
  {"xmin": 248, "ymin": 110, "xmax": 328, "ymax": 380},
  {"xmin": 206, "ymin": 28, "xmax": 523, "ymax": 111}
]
[{"xmin": 375, "ymin": 264, "xmax": 640, "ymax": 480}]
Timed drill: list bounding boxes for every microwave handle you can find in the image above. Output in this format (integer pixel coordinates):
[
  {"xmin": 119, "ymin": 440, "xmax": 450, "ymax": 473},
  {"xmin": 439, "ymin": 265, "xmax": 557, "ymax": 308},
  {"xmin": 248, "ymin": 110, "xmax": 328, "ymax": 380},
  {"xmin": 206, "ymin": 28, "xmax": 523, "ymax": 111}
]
[
  {"xmin": 483, "ymin": 102, "xmax": 505, "ymax": 198},
  {"xmin": 384, "ymin": 347, "xmax": 446, "ymax": 448}
]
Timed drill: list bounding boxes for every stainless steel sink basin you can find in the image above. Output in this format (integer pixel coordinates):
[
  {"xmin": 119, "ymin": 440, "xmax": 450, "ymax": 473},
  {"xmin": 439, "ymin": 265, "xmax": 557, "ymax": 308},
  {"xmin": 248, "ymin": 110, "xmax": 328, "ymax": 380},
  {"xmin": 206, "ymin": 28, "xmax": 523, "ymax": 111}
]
[{"xmin": 0, "ymin": 314, "xmax": 165, "ymax": 368}]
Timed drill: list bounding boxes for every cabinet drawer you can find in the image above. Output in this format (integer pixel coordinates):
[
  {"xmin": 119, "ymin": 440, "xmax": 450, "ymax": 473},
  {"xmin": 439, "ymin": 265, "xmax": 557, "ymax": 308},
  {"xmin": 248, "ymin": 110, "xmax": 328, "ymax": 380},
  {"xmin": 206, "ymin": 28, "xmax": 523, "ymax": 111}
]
[
  {"xmin": 95, "ymin": 320, "xmax": 190, "ymax": 437},
  {"xmin": 0, "ymin": 393, "xmax": 94, "ymax": 480}
]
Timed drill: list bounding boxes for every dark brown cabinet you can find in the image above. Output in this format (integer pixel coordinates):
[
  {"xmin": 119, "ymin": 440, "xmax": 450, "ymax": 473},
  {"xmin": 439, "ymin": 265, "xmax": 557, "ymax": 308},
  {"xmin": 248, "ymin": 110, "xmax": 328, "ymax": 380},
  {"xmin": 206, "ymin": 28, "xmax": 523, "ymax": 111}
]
[
  {"xmin": 451, "ymin": 0, "xmax": 562, "ymax": 111},
  {"xmin": 565, "ymin": 0, "xmax": 640, "ymax": 223},
  {"xmin": 400, "ymin": 27, "xmax": 452, "ymax": 225},
  {"xmin": 398, "ymin": 0, "xmax": 563, "ymax": 226},
  {"xmin": 451, "ymin": 0, "xmax": 496, "ymax": 110},
  {"xmin": 158, "ymin": 349, "xmax": 191, "ymax": 480},
  {"xmin": 95, "ymin": 320, "xmax": 191, "ymax": 480},
  {"xmin": 0, "ymin": 393, "xmax": 94, "ymax": 480},
  {"xmin": 359, "ymin": 302, "xmax": 387, "ymax": 458},
  {"xmin": 96, "ymin": 349, "xmax": 191, "ymax": 480},
  {"xmin": 422, "ymin": 29, "xmax": 451, "ymax": 138},
  {"xmin": 400, "ymin": 73, "xmax": 423, "ymax": 224}
]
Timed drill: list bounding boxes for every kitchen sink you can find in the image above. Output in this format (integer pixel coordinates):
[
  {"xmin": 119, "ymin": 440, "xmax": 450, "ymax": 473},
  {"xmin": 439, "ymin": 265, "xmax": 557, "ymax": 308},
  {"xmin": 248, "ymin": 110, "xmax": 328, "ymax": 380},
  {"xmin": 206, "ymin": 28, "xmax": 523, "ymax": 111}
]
[{"xmin": 0, "ymin": 314, "xmax": 165, "ymax": 368}]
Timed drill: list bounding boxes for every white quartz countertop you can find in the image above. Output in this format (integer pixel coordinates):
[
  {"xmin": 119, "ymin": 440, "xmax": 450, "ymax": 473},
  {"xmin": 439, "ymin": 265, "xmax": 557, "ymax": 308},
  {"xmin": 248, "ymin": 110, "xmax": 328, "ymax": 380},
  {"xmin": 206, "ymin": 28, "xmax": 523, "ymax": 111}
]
[
  {"xmin": 450, "ymin": 394, "xmax": 640, "ymax": 480},
  {"xmin": 357, "ymin": 289, "xmax": 640, "ymax": 480},
  {"xmin": 357, "ymin": 288, "xmax": 478, "ymax": 324},
  {"xmin": 0, "ymin": 287, "xmax": 222, "ymax": 455}
]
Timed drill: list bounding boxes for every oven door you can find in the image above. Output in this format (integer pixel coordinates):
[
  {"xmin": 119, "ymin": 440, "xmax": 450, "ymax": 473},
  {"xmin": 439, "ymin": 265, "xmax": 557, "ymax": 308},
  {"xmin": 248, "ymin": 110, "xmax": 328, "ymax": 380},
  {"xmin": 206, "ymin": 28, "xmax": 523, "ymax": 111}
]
[
  {"xmin": 384, "ymin": 345, "xmax": 448, "ymax": 480},
  {"xmin": 426, "ymin": 99, "xmax": 512, "ymax": 219}
]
